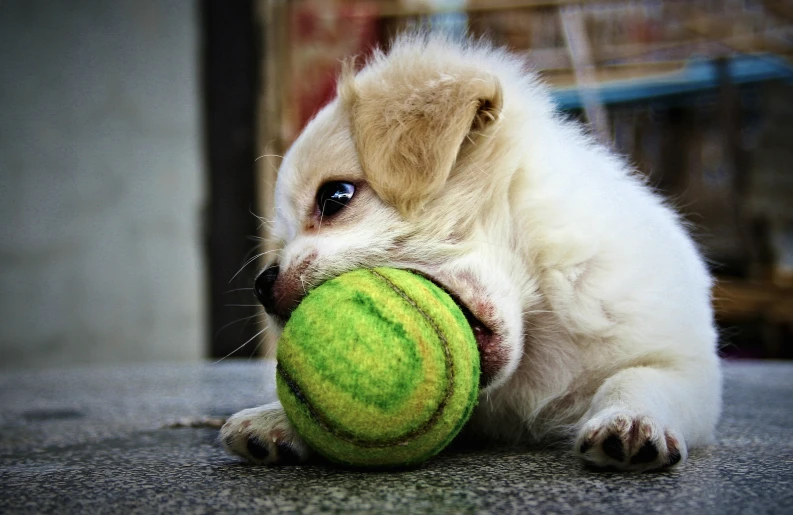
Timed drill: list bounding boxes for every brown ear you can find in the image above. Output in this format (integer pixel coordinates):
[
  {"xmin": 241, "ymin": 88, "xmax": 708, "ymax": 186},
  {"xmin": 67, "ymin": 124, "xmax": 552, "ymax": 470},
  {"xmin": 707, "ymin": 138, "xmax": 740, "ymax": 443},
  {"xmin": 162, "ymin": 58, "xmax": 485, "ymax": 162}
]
[{"xmin": 343, "ymin": 67, "xmax": 502, "ymax": 217}]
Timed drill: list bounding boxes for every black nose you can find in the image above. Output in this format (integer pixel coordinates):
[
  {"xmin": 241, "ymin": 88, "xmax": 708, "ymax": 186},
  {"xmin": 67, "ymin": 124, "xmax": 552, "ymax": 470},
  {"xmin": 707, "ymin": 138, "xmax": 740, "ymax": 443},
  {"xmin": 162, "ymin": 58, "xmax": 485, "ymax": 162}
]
[{"xmin": 254, "ymin": 264, "xmax": 280, "ymax": 314}]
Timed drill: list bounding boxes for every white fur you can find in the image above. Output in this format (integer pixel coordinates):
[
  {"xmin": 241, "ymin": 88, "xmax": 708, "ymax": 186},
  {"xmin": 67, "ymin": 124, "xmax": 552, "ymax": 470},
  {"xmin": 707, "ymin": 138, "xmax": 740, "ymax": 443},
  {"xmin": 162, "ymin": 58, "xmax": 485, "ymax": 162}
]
[{"xmin": 222, "ymin": 34, "xmax": 722, "ymax": 471}]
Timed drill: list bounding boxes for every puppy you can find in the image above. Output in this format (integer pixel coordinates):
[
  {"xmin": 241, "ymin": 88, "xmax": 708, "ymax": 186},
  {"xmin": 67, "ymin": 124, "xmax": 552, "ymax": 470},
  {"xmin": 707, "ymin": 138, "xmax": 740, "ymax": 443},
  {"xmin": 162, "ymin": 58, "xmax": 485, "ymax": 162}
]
[{"xmin": 221, "ymin": 34, "xmax": 722, "ymax": 471}]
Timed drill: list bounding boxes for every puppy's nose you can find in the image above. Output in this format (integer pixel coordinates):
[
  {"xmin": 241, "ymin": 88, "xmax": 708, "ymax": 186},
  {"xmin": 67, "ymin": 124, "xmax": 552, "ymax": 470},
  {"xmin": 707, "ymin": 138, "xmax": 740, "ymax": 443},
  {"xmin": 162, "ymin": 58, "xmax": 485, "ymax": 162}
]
[{"xmin": 254, "ymin": 264, "xmax": 280, "ymax": 314}]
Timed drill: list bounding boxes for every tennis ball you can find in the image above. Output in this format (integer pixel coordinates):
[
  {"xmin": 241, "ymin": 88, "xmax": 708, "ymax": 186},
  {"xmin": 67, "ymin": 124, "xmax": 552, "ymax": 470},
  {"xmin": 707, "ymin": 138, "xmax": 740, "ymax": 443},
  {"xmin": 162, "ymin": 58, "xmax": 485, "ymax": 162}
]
[{"xmin": 276, "ymin": 267, "xmax": 480, "ymax": 468}]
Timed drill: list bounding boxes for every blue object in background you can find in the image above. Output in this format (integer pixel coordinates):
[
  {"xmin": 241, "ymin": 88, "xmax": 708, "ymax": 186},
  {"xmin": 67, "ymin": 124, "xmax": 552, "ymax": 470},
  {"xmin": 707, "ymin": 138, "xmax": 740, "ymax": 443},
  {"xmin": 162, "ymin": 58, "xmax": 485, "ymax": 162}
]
[{"xmin": 551, "ymin": 54, "xmax": 793, "ymax": 109}]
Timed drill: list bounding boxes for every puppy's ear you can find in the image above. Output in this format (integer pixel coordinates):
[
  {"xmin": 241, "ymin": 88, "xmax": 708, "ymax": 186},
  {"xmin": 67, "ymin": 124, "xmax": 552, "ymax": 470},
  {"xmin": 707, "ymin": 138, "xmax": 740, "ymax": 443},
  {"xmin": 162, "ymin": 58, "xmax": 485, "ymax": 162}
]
[{"xmin": 342, "ymin": 65, "xmax": 502, "ymax": 217}]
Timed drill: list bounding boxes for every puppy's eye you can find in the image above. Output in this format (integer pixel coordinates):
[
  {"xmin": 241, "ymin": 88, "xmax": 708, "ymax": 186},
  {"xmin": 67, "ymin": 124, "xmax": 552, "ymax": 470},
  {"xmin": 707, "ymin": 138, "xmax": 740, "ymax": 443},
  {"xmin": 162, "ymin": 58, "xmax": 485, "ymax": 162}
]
[{"xmin": 316, "ymin": 181, "xmax": 355, "ymax": 217}]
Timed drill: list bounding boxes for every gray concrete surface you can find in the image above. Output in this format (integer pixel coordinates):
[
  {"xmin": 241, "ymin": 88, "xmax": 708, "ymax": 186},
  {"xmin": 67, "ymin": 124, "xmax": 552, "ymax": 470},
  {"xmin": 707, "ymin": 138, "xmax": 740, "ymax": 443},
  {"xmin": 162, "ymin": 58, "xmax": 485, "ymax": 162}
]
[{"xmin": 1, "ymin": 360, "xmax": 791, "ymax": 514}]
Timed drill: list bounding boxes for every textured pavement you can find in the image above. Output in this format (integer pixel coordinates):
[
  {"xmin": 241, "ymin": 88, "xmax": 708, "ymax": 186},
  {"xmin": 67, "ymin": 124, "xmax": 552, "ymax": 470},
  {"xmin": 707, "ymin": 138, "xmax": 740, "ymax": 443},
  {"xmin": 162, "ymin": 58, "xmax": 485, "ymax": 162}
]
[{"xmin": 1, "ymin": 360, "xmax": 791, "ymax": 514}]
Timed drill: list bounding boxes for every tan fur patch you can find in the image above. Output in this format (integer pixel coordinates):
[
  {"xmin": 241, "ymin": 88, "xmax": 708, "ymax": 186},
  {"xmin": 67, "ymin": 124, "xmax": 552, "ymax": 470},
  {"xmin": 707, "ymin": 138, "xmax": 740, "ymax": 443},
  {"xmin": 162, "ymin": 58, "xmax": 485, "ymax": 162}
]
[{"xmin": 341, "ymin": 61, "xmax": 502, "ymax": 218}]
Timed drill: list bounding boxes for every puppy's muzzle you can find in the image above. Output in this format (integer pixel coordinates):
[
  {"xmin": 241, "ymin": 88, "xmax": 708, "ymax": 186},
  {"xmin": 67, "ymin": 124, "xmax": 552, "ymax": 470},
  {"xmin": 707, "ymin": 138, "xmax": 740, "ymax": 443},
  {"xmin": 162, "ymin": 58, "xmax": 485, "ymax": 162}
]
[{"xmin": 254, "ymin": 263, "xmax": 305, "ymax": 323}]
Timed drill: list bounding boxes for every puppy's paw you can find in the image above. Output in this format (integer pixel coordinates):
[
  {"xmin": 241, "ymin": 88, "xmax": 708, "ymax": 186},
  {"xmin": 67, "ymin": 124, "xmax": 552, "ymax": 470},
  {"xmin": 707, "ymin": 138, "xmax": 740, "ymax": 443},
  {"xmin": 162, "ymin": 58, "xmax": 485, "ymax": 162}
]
[
  {"xmin": 220, "ymin": 402, "xmax": 311, "ymax": 465},
  {"xmin": 576, "ymin": 411, "xmax": 686, "ymax": 472}
]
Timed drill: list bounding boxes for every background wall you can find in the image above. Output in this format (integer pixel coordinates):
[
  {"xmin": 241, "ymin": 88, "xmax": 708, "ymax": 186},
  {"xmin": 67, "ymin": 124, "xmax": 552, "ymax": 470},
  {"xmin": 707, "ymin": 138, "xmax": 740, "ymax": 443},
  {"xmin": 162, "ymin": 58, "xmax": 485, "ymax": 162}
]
[{"xmin": 0, "ymin": 0, "xmax": 205, "ymax": 369}]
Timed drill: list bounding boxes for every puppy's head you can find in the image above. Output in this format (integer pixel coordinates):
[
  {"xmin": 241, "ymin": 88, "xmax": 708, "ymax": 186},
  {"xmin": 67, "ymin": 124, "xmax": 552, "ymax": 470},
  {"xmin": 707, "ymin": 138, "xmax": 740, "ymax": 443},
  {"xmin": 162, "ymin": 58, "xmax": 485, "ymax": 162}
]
[{"xmin": 256, "ymin": 36, "xmax": 537, "ymax": 391}]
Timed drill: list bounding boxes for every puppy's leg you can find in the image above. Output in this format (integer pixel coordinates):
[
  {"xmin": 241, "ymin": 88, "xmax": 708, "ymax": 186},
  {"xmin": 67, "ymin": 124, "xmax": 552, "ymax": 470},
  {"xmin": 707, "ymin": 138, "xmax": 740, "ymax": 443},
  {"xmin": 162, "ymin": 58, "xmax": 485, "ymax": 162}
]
[
  {"xmin": 221, "ymin": 401, "xmax": 312, "ymax": 465},
  {"xmin": 576, "ymin": 363, "xmax": 720, "ymax": 472}
]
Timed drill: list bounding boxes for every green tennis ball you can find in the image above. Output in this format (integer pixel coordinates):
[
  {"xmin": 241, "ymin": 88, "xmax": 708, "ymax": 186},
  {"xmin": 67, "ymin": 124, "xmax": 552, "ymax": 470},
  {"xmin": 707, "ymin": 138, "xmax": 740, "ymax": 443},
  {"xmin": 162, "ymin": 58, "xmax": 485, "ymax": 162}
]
[{"xmin": 276, "ymin": 267, "xmax": 480, "ymax": 468}]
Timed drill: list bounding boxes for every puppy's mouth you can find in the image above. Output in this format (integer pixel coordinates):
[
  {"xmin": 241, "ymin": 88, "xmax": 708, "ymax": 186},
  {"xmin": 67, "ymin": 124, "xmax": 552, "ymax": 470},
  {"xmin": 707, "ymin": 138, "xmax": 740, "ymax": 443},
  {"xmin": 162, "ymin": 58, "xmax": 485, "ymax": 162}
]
[
  {"xmin": 450, "ymin": 294, "xmax": 500, "ymax": 389},
  {"xmin": 414, "ymin": 272, "xmax": 505, "ymax": 390},
  {"xmin": 269, "ymin": 267, "xmax": 507, "ymax": 390}
]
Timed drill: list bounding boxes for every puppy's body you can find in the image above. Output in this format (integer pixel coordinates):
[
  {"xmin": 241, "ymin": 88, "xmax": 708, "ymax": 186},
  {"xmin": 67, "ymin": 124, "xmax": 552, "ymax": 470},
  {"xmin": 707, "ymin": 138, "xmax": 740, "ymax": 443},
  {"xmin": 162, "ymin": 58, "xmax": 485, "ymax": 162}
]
[{"xmin": 222, "ymin": 34, "xmax": 722, "ymax": 471}]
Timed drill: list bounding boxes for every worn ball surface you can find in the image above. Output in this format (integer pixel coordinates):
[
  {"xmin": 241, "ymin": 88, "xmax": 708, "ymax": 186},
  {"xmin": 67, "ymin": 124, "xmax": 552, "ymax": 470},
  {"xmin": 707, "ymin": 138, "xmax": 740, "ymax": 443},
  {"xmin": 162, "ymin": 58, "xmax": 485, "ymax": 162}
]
[{"xmin": 276, "ymin": 267, "xmax": 480, "ymax": 468}]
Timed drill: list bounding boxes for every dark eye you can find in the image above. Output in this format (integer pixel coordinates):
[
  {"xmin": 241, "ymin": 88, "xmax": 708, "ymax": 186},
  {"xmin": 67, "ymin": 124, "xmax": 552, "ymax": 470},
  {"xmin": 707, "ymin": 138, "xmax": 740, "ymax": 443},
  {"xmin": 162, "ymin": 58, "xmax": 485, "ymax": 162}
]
[{"xmin": 316, "ymin": 181, "xmax": 355, "ymax": 218}]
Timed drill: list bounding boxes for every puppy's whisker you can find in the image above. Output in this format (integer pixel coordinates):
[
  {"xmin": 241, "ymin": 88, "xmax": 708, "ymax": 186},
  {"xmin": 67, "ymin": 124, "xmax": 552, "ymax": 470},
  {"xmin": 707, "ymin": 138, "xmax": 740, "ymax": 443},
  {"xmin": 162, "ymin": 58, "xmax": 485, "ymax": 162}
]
[
  {"xmin": 254, "ymin": 153, "xmax": 284, "ymax": 162},
  {"xmin": 263, "ymin": 336, "xmax": 279, "ymax": 360},
  {"xmin": 213, "ymin": 327, "xmax": 268, "ymax": 364},
  {"xmin": 248, "ymin": 339, "xmax": 264, "ymax": 360},
  {"xmin": 229, "ymin": 250, "xmax": 280, "ymax": 283},
  {"xmin": 246, "ymin": 326, "xmax": 270, "ymax": 359},
  {"xmin": 223, "ymin": 287, "xmax": 254, "ymax": 295},
  {"xmin": 318, "ymin": 203, "xmax": 329, "ymax": 234},
  {"xmin": 264, "ymin": 159, "xmax": 281, "ymax": 176},
  {"xmin": 214, "ymin": 313, "xmax": 262, "ymax": 339},
  {"xmin": 248, "ymin": 206, "xmax": 275, "ymax": 226},
  {"xmin": 256, "ymin": 220, "xmax": 274, "ymax": 232},
  {"xmin": 250, "ymin": 216, "xmax": 273, "ymax": 227},
  {"xmin": 229, "ymin": 253, "xmax": 267, "ymax": 283},
  {"xmin": 241, "ymin": 246, "xmax": 266, "ymax": 263},
  {"xmin": 241, "ymin": 312, "xmax": 266, "ymax": 334},
  {"xmin": 245, "ymin": 244, "xmax": 278, "ymax": 259}
]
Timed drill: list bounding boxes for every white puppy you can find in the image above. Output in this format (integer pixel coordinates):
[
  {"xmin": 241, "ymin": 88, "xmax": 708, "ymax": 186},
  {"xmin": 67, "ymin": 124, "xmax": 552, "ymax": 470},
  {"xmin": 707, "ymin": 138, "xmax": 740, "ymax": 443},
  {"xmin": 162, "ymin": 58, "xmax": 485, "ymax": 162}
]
[{"xmin": 221, "ymin": 34, "xmax": 722, "ymax": 471}]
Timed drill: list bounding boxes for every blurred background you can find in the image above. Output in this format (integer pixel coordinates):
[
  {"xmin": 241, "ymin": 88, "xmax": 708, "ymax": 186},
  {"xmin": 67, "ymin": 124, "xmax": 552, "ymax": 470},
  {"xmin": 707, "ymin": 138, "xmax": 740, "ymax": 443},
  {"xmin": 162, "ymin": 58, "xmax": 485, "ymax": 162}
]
[{"xmin": 1, "ymin": 0, "xmax": 792, "ymax": 372}]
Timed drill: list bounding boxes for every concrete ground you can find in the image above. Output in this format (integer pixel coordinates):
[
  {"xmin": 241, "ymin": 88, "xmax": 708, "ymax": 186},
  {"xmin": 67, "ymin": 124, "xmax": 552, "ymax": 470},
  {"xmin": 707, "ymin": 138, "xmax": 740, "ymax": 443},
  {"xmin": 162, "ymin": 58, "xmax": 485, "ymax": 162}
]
[{"xmin": 1, "ymin": 360, "xmax": 791, "ymax": 514}]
